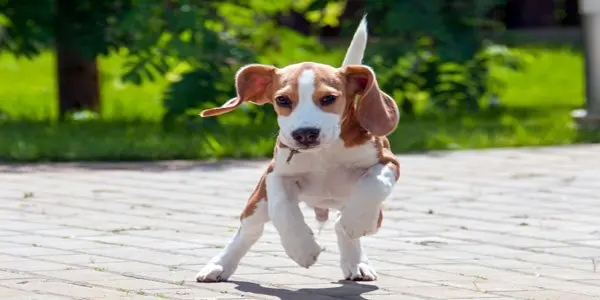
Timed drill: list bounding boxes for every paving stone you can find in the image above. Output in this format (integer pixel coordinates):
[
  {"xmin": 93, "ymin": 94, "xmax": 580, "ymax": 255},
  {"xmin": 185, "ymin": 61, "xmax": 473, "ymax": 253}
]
[
  {"xmin": 0, "ymin": 261, "xmax": 76, "ymax": 272},
  {"xmin": 1, "ymin": 145, "xmax": 600, "ymax": 299},
  {"xmin": 495, "ymin": 289, "xmax": 599, "ymax": 300},
  {"xmin": 0, "ymin": 279, "xmax": 119, "ymax": 299},
  {"xmin": 42, "ymin": 254, "xmax": 124, "ymax": 265}
]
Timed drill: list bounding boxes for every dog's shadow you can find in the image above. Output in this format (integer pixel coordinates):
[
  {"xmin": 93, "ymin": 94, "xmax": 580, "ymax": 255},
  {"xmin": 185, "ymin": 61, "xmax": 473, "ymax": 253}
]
[{"xmin": 229, "ymin": 279, "xmax": 379, "ymax": 299}]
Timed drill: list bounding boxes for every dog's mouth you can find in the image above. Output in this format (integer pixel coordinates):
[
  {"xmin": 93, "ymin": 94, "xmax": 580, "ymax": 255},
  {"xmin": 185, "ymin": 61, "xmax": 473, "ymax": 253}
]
[
  {"xmin": 279, "ymin": 136, "xmax": 322, "ymax": 151},
  {"xmin": 295, "ymin": 143, "xmax": 321, "ymax": 151}
]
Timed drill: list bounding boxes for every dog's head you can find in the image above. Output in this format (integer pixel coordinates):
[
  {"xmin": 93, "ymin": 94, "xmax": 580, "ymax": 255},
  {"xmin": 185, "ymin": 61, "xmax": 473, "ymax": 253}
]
[
  {"xmin": 200, "ymin": 62, "xmax": 398, "ymax": 151},
  {"xmin": 200, "ymin": 16, "xmax": 399, "ymax": 151}
]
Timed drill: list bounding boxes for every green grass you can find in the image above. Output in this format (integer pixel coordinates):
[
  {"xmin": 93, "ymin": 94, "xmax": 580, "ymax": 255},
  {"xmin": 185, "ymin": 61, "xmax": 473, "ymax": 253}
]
[
  {"xmin": 491, "ymin": 46, "xmax": 584, "ymax": 108},
  {"xmin": 0, "ymin": 121, "xmax": 277, "ymax": 161},
  {"xmin": 0, "ymin": 46, "xmax": 598, "ymax": 162},
  {"xmin": 0, "ymin": 51, "xmax": 166, "ymax": 121}
]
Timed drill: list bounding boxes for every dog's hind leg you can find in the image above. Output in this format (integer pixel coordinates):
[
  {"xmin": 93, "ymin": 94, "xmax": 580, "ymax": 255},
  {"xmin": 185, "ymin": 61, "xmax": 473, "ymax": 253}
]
[{"xmin": 196, "ymin": 168, "xmax": 271, "ymax": 282}]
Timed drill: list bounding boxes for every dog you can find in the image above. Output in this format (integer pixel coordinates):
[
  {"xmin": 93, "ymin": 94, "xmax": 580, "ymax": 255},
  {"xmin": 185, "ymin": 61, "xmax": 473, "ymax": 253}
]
[{"xmin": 195, "ymin": 16, "xmax": 400, "ymax": 282}]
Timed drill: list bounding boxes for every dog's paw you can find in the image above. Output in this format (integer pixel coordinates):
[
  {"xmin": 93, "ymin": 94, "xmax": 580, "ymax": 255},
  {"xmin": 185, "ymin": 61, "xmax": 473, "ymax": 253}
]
[
  {"xmin": 342, "ymin": 261, "xmax": 378, "ymax": 281},
  {"xmin": 338, "ymin": 212, "xmax": 378, "ymax": 240},
  {"xmin": 195, "ymin": 263, "xmax": 233, "ymax": 282},
  {"xmin": 281, "ymin": 231, "xmax": 324, "ymax": 268}
]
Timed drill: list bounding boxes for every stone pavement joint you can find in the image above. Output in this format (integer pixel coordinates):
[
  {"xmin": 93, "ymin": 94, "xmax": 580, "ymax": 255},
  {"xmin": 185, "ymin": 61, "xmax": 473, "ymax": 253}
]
[{"xmin": 1, "ymin": 145, "xmax": 600, "ymax": 299}]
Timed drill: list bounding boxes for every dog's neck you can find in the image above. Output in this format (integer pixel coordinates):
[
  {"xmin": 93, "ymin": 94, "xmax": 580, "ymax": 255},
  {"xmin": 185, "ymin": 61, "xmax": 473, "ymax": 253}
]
[{"xmin": 278, "ymin": 137, "xmax": 352, "ymax": 164}]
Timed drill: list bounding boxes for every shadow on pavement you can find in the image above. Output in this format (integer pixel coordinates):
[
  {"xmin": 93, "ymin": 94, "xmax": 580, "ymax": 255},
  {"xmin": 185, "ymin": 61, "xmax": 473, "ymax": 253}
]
[{"xmin": 230, "ymin": 279, "xmax": 379, "ymax": 300}]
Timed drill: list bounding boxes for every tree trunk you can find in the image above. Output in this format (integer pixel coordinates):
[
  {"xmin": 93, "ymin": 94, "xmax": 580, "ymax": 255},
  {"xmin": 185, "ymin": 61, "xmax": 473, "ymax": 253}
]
[
  {"xmin": 55, "ymin": 0, "xmax": 101, "ymax": 120},
  {"xmin": 505, "ymin": 0, "xmax": 556, "ymax": 28},
  {"xmin": 562, "ymin": 0, "xmax": 581, "ymax": 26},
  {"xmin": 56, "ymin": 46, "xmax": 100, "ymax": 119}
]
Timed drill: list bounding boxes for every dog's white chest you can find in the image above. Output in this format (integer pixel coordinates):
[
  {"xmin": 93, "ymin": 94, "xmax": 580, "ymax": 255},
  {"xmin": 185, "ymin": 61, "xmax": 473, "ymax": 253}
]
[
  {"xmin": 296, "ymin": 167, "xmax": 367, "ymax": 209},
  {"xmin": 274, "ymin": 139, "xmax": 379, "ymax": 209}
]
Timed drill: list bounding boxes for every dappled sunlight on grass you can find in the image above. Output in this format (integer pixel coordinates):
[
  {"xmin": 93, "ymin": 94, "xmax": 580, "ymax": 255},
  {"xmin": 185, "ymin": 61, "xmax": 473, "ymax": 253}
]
[
  {"xmin": 0, "ymin": 52, "xmax": 57, "ymax": 120},
  {"xmin": 0, "ymin": 51, "xmax": 168, "ymax": 122},
  {"xmin": 491, "ymin": 47, "xmax": 584, "ymax": 109},
  {"xmin": 0, "ymin": 46, "xmax": 596, "ymax": 161},
  {"xmin": 0, "ymin": 120, "xmax": 278, "ymax": 162},
  {"xmin": 391, "ymin": 109, "xmax": 600, "ymax": 153},
  {"xmin": 1, "ymin": 109, "xmax": 598, "ymax": 162}
]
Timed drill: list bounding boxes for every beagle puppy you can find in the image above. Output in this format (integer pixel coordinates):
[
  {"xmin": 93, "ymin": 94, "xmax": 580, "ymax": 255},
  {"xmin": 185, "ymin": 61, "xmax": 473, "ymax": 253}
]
[{"xmin": 196, "ymin": 16, "xmax": 400, "ymax": 282}]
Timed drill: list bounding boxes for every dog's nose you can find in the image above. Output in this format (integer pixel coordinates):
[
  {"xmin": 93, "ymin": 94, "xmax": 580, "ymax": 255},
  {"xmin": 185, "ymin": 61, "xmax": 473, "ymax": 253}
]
[{"xmin": 291, "ymin": 127, "xmax": 321, "ymax": 147}]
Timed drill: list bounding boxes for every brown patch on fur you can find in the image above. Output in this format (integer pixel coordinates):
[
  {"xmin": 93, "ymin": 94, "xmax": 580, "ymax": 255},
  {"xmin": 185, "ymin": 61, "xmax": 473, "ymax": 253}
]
[
  {"xmin": 240, "ymin": 141, "xmax": 281, "ymax": 220},
  {"xmin": 338, "ymin": 65, "xmax": 372, "ymax": 148},
  {"xmin": 342, "ymin": 66, "xmax": 400, "ymax": 137},
  {"xmin": 272, "ymin": 65, "xmax": 305, "ymax": 117},
  {"xmin": 374, "ymin": 136, "xmax": 400, "ymax": 181},
  {"xmin": 240, "ymin": 162, "xmax": 274, "ymax": 220},
  {"xmin": 200, "ymin": 65, "xmax": 277, "ymax": 117},
  {"xmin": 339, "ymin": 98, "xmax": 372, "ymax": 147},
  {"xmin": 374, "ymin": 137, "xmax": 397, "ymax": 230},
  {"xmin": 377, "ymin": 209, "xmax": 383, "ymax": 229},
  {"xmin": 310, "ymin": 66, "xmax": 345, "ymax": 115}
]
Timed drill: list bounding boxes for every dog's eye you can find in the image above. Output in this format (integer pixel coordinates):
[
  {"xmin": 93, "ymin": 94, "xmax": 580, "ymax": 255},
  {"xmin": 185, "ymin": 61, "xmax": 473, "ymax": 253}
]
[
  {"xmin": 275, "ymin": 96, "xmax": 292, "ymax": 108},
  {"xmin": 320, "ymin": 95, "xmax": 337, "ymax": 106}
]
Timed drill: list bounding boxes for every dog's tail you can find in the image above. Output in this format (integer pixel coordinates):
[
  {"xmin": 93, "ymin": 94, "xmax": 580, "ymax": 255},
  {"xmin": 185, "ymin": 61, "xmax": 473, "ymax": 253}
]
[{"xmin": 342, "ymin": 15, "xmax": 368, "ymax": 66}]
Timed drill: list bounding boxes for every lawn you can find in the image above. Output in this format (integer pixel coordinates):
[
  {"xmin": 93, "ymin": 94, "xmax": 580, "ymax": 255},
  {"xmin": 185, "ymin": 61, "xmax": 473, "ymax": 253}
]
[{"xmin": 0, "ymin": 46, "xmax": 598, "ymax": 162}]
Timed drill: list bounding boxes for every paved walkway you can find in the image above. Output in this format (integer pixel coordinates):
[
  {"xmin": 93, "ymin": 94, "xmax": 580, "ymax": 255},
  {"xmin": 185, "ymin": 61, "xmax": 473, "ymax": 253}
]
[{"xmin": 1, "ymin": 145, "xmax": 599, "ymax": 300}]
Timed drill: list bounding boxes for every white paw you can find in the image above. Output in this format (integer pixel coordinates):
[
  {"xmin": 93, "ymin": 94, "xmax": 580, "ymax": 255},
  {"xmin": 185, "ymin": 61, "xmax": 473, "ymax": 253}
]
[
  {"xmin": 342, "ymin": 261, "xmax": 378, "ymax": 281},
  {"xmin": 195, "ymin": 263, "xmax": 234, "ymax": 282},
  {"xmin": 339, "ymin": 212, "xmax": 378, "ymax": 240},
  {"xmin": 281, "ymin": 230, "xmax": 324, "ymax": 268}
]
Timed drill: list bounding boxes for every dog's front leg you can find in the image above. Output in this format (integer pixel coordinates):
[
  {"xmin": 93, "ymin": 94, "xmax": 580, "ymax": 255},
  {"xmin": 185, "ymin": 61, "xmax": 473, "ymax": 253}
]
[
  {"xmin": 337, "ymin": 163, "xmax": 398, "ymax": 240},
  {"xmin": 335, "ymin": 216, "xmax": 378, "ymax": 281},
  {"xmin": 266, "ymin": 173, "xmax": 323, "ymax": 268}
]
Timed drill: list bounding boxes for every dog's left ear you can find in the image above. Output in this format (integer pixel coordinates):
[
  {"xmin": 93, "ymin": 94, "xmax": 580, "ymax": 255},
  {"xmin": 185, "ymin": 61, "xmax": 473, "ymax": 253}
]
[
  {"xmin": 200, "ymin": 64, "xmax": 277, "ymax": 117},
  {"xmin": 342, "ymin": 65, "xmax": 399, "ymax": 136}
]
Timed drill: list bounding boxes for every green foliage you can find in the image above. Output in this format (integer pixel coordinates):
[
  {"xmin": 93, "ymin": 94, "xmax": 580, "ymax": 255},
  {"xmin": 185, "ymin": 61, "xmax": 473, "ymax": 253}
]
[
  {"xmin": 375, "ymin": 41, "xmax": 528, "ymax": 114},
  {"xmin": 362, "ymin": 0, "xmax": 511, "ymax": 114},
  {"xmin": 0, "ymin": 0, "xmax": 54, "ymax": 58},
  {"xmin": 364, "ymin": 0, "xmax": 505, "ymax": 60},
  {"xmin": 132, "ymin": 0, "xmax": 342, "ymax": 123}
]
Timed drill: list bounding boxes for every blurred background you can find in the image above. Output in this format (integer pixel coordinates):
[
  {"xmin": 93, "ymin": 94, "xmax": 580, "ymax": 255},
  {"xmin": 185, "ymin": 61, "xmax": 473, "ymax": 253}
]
[{"xmin": 0, "ymin": 0, "xmax": 598, "ymax": 162}]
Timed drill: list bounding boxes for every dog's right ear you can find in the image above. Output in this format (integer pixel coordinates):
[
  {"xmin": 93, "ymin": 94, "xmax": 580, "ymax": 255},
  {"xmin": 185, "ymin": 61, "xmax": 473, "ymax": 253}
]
[{"xmin": 200, "ymin": 64, "xmax": 277, "ymax": 117}]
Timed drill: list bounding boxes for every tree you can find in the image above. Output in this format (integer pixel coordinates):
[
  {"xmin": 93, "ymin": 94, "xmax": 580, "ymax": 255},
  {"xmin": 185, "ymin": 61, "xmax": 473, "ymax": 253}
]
[{"xmin": 1, "ymin": 0, "xmax": 131, "ymax": 119}]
